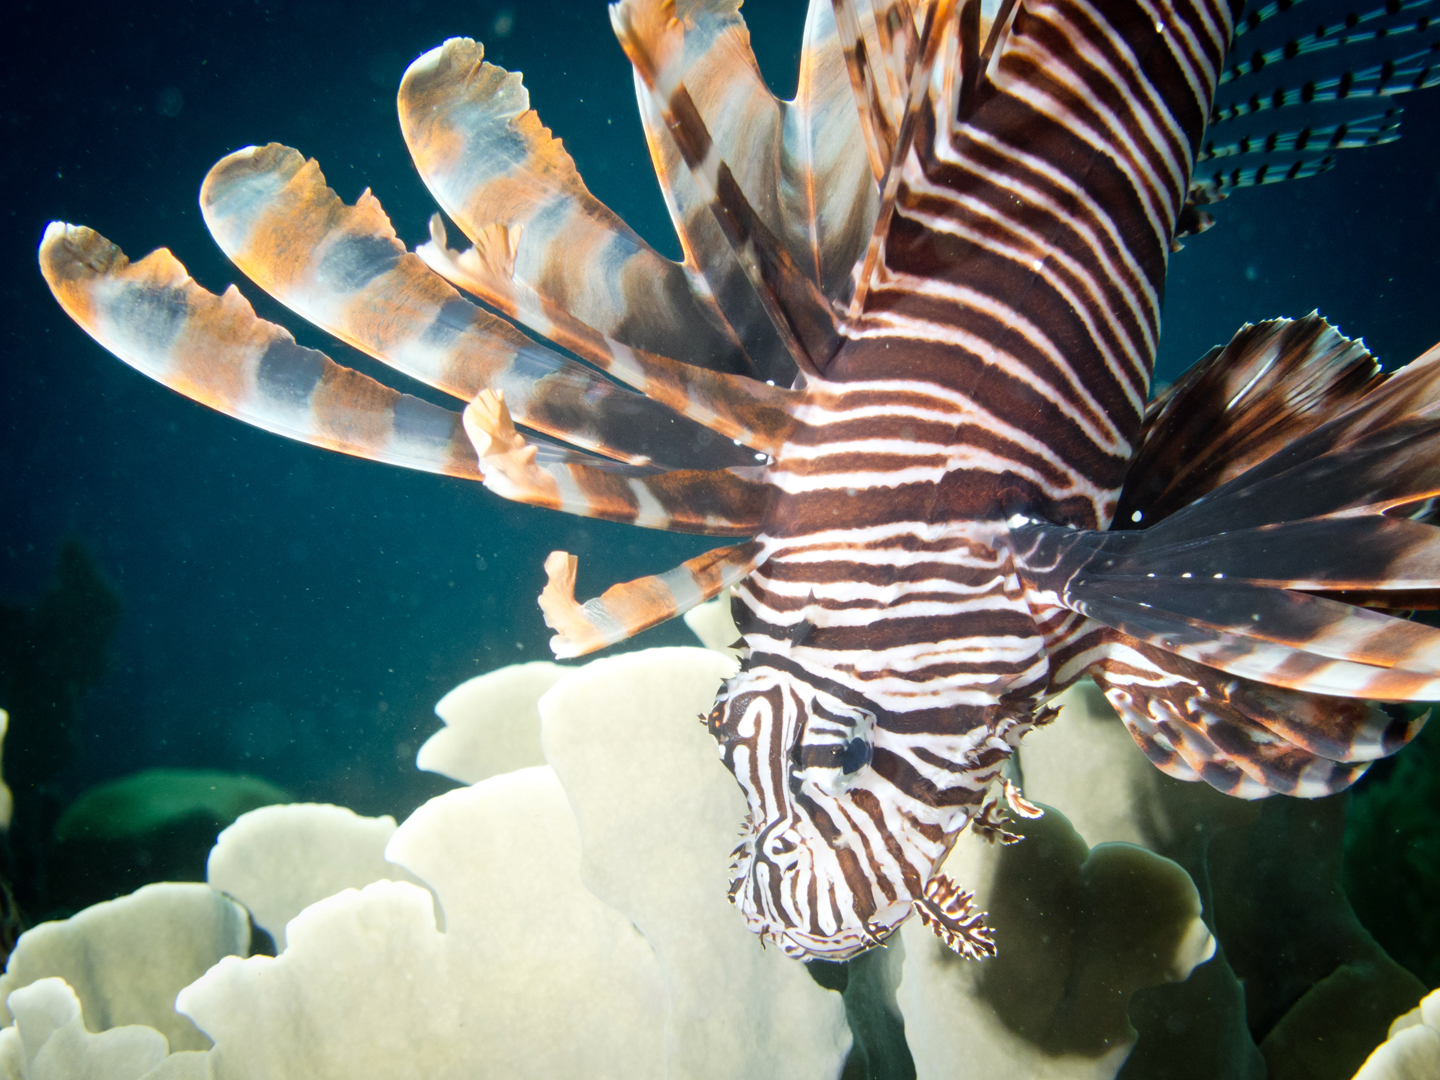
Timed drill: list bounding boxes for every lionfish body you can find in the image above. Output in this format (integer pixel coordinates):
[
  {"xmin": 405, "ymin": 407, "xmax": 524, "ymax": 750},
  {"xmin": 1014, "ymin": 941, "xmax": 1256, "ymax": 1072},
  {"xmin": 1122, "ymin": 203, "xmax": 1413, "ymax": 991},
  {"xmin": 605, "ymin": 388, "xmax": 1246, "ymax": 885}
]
[{"xmin": 40, "ymin": 0, "xmax": 1440, "ymax": 959}]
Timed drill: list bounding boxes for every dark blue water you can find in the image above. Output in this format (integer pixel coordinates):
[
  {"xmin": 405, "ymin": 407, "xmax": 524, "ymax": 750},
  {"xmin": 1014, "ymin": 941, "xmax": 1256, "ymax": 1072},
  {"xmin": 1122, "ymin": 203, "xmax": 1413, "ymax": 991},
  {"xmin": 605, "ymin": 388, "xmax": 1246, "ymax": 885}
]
[{"xmin": 1, "ymin": 0, "xmax": 1437, "ymax": 839}]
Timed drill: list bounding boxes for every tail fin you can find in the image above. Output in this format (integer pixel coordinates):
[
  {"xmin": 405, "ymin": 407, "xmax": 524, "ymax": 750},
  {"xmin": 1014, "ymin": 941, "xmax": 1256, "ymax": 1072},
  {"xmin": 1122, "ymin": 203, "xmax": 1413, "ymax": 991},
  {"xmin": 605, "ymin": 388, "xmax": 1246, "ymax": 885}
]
[{"xmin": 1020, "ymin": 315, "xmax": 1440, "ymax": 796}]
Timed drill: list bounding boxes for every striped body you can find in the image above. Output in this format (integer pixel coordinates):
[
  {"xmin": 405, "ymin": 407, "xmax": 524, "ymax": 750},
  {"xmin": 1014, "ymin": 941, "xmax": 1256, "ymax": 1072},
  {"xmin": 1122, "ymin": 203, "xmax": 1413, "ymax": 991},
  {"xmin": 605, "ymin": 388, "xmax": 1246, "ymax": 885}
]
[
  {"xmin": 720, "ymin": 499, "xmax": 1047, "ymax": 954},
  {"xmin": 710, "ymin": 0, "xmax": 1225, "ymax": 954},
  {"xmin": 39, "ymin": 0, "xmax": 1440, "ymax": 961}
]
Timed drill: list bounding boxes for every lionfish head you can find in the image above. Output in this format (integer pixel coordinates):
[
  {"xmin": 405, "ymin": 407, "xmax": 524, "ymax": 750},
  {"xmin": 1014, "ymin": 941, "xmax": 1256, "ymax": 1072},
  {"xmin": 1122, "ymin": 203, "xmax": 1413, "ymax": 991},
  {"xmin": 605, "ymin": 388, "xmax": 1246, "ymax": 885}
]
[{"xmin": 708, "ymin": 664, "xmax": 931, "ymax": 961}]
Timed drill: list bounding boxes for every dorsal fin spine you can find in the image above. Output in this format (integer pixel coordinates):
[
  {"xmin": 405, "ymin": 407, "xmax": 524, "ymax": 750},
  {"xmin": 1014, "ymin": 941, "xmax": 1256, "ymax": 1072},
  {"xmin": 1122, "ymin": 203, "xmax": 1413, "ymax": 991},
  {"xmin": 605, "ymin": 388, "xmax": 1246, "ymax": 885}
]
[
  {"xmin": 848, "ymin": 0, "xmax": 960, "ymax": 320},
  {"xmin": 611, "ymin": 0, "xmax": 842, "ymax": 378}
]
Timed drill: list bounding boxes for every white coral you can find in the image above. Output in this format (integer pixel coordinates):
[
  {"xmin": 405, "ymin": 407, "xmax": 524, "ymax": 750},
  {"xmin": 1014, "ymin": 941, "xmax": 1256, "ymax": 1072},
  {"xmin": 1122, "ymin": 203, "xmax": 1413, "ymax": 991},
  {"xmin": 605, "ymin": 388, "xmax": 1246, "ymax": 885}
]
[
  {"xmin": 1354, "ymin": 990, "xmax": 1440, "ymax": 1080},
  {"xmin": 0, "ymin": 644, "xmax": 1229, "ymax": 1080}
]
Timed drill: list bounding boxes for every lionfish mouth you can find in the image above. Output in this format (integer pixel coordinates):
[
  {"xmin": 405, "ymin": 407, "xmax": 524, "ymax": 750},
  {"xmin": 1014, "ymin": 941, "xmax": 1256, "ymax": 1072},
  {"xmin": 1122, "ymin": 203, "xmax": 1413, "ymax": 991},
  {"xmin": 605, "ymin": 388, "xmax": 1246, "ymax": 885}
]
[{"xmin": 726, "ymin": 820, "xmax": 909, "ymax": 961}]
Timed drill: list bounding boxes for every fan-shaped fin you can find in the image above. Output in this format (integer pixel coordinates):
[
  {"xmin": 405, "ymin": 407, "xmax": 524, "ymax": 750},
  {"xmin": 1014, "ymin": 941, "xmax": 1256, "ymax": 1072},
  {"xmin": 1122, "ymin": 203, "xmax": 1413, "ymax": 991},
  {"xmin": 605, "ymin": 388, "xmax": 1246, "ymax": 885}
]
[
  {"xmin": 1191, "ymin": 152, "xmax": 1341, "ymax": 198},
  {"xmin": 1116, "ymin": 314, "xmax": 1382, "ymax": 528},
  {"xmin": 39, "ymin": 223, "xmax": 481, "ymax": 481},
  {"xmin": 1150, "ymin": 357, "xmax": 1440, "ymax": 539},
  {"xmin": 623, "ymin": 0, "xmax": 880, "ymax": 379},
  {"xmin": 1087, "ymin": 631, "xmax": 1423, "ymax": 797},
  {"xmin": 1091, "ymin": 637, "xmax": 1377, "ymax": 798},
  {"xmin": 788, "ymin": 0, "xmax": 887, "ymax": 301},
  {"xmin": 1222, "ymin": 0, "xmax": 1439, "ymax": 88},
  {"xmin": 464, "ymin": 389, "xmax": 770, "ymax": 534},
  {"xmin": 396, "ymin": 38, "xmax": 755, "ymax": 378},
  {"xmin": 830, "ymin": 0, "xmax": 924, "ymax": 181},
  {"xmin": 1065, "ymin": 573, "xmax": 1440, "ymax": 698},
  {"xmin": 846, "ymin": 0, "xmax": 960, "ymax": 317},
  {"xmin": 538, "ymin": 540, "xmax": 762, "ymax": 657},
  {"xmin": 1197, "ymin": 112, "xmax": 1401, "ymax": 161},
  {"xmin": 612, "ymin": 0, "xmax": 843, "ymax": 377},
  {"xmin": 1189, "ymin": 109, "xmax": 1403, "ymax": 200},
  {"xmin": 1018, "ymin": 504, "xmax": 1440, "ymax": 701},
  {"xmin": 199, "ymin": 143, "xmax": 751, "ymax": 472},
  {"xmin": 1021, "ymin": 326, "xmax": 1440, "ymax": 705},
  {"xmin": 418, "ymin": 214, "xmax": 803, "ymax": 457}
]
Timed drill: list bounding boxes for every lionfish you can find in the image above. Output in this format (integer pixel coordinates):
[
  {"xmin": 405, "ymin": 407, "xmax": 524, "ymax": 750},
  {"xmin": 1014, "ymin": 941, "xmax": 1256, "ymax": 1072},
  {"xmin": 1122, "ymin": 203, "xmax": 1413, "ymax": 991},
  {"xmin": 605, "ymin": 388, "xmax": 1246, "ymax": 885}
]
[{"xmin": 39, "ymin": 0, "xmax": 1440, "ymax": 960}]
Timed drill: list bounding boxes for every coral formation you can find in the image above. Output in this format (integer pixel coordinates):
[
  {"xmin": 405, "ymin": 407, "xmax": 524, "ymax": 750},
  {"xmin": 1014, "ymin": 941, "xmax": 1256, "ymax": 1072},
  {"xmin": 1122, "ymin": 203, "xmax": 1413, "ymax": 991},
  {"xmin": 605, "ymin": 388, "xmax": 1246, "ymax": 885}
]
[
  {"xmin": 0, "ymin": 632, "xmax": 1426, "ymax": 1078},
  {"xmin": 898, "ymin": 808, "xmax": 1214, "ymax": 1078},
  {"xmin": 48, "ymin": 770, "xmax": 291, "ymax": 915},
  {"xmin": 1352, "ymin": 988, "xmax": 1440, "ymax": 1079},
  {"xmin": 180, "ymin": 768, "xmax": 669, "ymax": 1079},
  {"xmin": 0, "ymin": 978, "xmax": 194, "ymax": 1079},
  {"xmin": 0, "ymin": 883, "xmax": 249, "ymax": 1051},
  {"xmin": 415, "ymin": 661, "xmax": 564, "ymax": 784},
  {"xmin": 0, "ymin": 712, "xmax": 12, "ymax": 832},
  {"xmin": 1019, "ymin": 682, "xmax": 1429, "ymax": 1080},
  {"xmin": 539, "ymin": 649, "xmax": 851, "ymax": 1079},
  {"xmin": 205, "ymin": 803, "xmax": 420, "ymax": 950}
]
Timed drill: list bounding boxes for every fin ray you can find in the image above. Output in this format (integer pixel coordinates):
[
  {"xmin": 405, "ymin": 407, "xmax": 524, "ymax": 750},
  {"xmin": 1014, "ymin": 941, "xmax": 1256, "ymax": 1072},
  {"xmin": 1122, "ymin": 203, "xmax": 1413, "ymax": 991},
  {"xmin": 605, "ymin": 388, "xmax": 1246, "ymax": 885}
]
[
  {"xmin": 612, "ymin": 0, "xmax": 844, "ymax": 376},
  {"xmin": 539, "ymin": 541, "xmax": 762, "ymax": 657},
  {"xmin": 464, "ymin": 389, "xmax": 770, "ymax": 534},
  {"xmin": 1087, "ymin": 632, "xmax": 1420, "ymax": 798},
  {"xmin": 417, "ymin": 214, "xmax": 802, "ymax": 456},
  {"xmin": 39, "ymin": 223, "xmax": 482, "ymax": 481},
  {"xmin": 397, "ymin": 38, "xmax": 758, "ymax": 377},
  {"xmin": 199, "ymin": 143, "xmax": 754, "ymax": 472}
]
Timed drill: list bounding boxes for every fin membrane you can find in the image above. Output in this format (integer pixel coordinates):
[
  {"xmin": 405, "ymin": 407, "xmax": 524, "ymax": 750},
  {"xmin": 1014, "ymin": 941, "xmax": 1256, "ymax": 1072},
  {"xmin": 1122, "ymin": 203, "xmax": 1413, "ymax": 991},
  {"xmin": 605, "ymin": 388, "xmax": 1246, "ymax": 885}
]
[
  {"xmin": 417, "ymin": 214, "xmax": 802, "ymax": 457},
  {"xmin": 620, "ymin": 0, "xmax": 880, "ymax": 376},
  {"xmin": 1116, "ymin": 314, "xmax": 1382, "ymax": 528},
  {"xmin": 1088, "ymin": 632, "xmax": 1411, "ymax": 798},
  {"xmin": 397, "ymin": 37, "xmax": 756, "ymax": 378},
  {"xmin": 199, "ymin": 143, "xmax": 753, "ymax": 472},
  {"xmin": 464, "ymin": 389, "xmax": 771, "ymax": 535},
  {"xmin": 612, "ymin": 0, "xmax": 843, "ymax": 377},
  {"xmin": 1019, "ymin": 321, "xmax": 1440, "ymax": 704},
  {"xmin": 39, "ymin": 223, "xmax": 482, "ymax": 481}
]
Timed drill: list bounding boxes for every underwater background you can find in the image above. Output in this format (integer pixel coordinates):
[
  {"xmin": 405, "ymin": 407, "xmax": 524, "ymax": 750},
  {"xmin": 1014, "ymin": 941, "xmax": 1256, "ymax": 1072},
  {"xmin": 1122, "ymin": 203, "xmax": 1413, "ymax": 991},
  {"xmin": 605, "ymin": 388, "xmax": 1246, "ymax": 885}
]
[{"xmin": 1, "ymin": 0, "xmax": 1438, "ymax": 988}]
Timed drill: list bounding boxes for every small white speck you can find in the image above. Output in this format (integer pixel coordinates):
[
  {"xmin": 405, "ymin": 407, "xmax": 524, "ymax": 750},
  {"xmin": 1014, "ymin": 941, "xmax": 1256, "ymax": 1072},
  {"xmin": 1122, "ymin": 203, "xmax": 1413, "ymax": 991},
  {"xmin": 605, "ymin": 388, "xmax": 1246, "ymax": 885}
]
[
  {"xmin": 754, "ymin": 452, "xmax": 767, "ymax": 461},
  {"xmin": 1155, "ymin": 20, "xmax": 1165, "ymax": 31},
  {"xmin": 1147, "ymin": 572, "xmax": 1156, "ymax": 578},
  {"xmin": 1131, "ymin": 510, "xmax": 1143, "ymax": 522},
  {"xmin": 733, "ymin": 438, "xmax": 742, "ymax": 446},
  {"xmin": 1031, "ymin": 259, "xmax": 1044, "ymax": 272},
  {"xmin": 765, "ymin": 380, "xmax": 775, "ymax": 386},
  {"xmin": 1182, "ymin": 572, "xmax": 1192, "ymax": 578},
  {"xmin": 1214, "ymin": 572, "xmax": 1224, "ymax": 579}
]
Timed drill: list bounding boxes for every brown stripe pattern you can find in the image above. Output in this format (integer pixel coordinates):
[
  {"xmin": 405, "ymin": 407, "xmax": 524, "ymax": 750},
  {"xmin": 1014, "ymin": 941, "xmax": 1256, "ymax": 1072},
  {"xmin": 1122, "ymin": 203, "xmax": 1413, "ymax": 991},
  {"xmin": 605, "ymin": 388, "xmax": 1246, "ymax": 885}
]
[
  {"xmin": 705, "ymin": 0, "xmax": 1240, "ymax": 958},
  {"xmin": 37, "ymin": 0, "xmax": 1440, "ymax": 965}
]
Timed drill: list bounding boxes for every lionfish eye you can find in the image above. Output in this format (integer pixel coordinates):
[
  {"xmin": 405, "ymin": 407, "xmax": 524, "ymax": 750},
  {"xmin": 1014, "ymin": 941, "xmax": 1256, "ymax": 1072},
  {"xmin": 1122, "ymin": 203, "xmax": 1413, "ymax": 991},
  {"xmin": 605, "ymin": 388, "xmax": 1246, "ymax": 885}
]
[
  {"xmin": 795, "ymin": 738, "xmax": 871, "ymax": 774},
  {"xmin": 793, "ymin": 699, "xmax": 875, "ymax": 796},
  {"xmin": 839, "ymin": 736, "xmax": 871, "ymax": 774}
]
